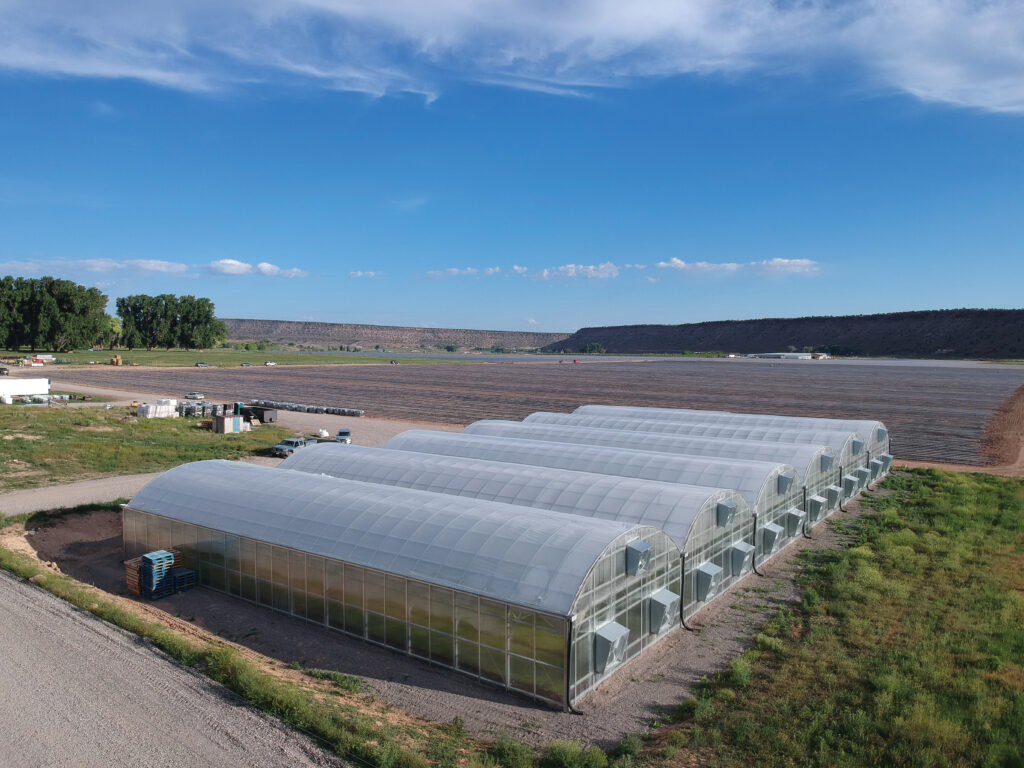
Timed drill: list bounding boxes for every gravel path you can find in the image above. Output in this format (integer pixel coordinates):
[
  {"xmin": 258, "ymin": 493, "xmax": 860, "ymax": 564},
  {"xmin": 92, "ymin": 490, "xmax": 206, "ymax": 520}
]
[
  {"xmin": 0, "ymin": 570, "xmax": 344, "ymax": 768},
  {"xmin": 0, "ymin": 473, "xmax": 163, "ymax": 517}
]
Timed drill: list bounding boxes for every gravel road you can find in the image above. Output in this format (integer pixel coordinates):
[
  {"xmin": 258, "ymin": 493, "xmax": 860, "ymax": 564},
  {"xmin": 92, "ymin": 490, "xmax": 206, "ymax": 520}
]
[
  {"xmin": 0, "ymin": 473, "xmax": 163, "ymax": 517},
  {"xmin": 0, "ymin": 569, "xmax": 344, "ymax": 768}
]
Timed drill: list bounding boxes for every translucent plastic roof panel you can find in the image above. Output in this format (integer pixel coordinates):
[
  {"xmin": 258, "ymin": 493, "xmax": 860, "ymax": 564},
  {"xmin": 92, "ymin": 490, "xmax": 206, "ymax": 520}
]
[
  {"xmin": 464, "ymin": 420, "xmax": 835, "ymax": 486},
  {"xmin": 281, "ymin": 442, "xmax": 749, "ymax": 549},
  {"xmin": 571, "ymin": 405, "xmax": 889, "ymax": 453},
  {"xmin": 127, "ymin": 460, "xmax": 646, "ymax": 615},
  {"xmin": 525, "ymin": 412, "xmax": 864, "ymax": 467},
  {"xmin": 384, "ymin": 431, "xmax": 796, "ymax": 512}
]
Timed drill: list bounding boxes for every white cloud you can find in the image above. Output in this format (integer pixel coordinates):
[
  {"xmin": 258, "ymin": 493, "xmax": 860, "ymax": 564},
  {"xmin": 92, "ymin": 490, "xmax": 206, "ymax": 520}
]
[
  {"xmin": 392, "ymin": 195, "xmax": 428, "ymax": 211},
  {"xmin": 208, "ymin": 258, "xmax": 307, "ymax": 277},
  {"xmin": 512, "ymin": 265, "xmax": 528, "ymax": 274},
  {"xmin": 483, "ymin": 266, "xmax": 501, "ymax": 275},
  {"xmin": 0, "ymin": 1, "xmax": 1020, "ymax": 113},
  {"xmin": 656, "ymin": 258, "xmax": 742, "ymax": 273},
  {"xmin": 528, "ymin": 317, "xmax": 537, "ymax": 324},
  {"xmin": 427, "ymin": 267, "xmax": 479, "ymax": 277},
  {"xmin": 0, "ymin": 257, "xmax": 188, "ymax": 275},
  {"xmin": 750, "ymin": 258, "xmax": 820, "ymax": 274},
  {"xmin": 624, "ymin": 263, "xmax": 646, "ymax": 270},
  {"xmin": 655, "ymin": 257, "xmax": 820, "ymax": 275},
  {"xmin": 539, "ymin": 262, "xmax": 620, "ymax": 279},
  {"xmin": 349, "ymin": 270, "xmax": 379, "ymax": 278}
]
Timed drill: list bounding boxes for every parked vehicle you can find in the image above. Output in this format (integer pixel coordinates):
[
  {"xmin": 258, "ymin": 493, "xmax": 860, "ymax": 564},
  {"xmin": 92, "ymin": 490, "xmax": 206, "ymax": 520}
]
[
  {"xmin": 195, "ymin": 362, "xmax": 209, "ymax": 367},
  {"xmin": 336, "ymin": 428, "xmax": 352, "ymax": 444},
  {"xmin": 264, "ymin": 361, "xmax": 277, "ymax": 366},
  {"xmin": 240, "ymin": 362, "xmax": 253, "ymax": 367},
  {"xmin": 184, "ymin": 392, "xmax": 205, "ymax": 400},
  {"xmin": 0, "ymin": 367, "xmax": 8, "ymax": 376},
  {"xmin": 271, "ymin": 437, "xmax": 308, "ymax": 457}
]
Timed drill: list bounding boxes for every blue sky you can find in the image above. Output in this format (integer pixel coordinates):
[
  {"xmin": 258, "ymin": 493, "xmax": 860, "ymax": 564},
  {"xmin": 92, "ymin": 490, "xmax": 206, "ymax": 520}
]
[{"xmin": 1, "ymin": 1, "xmax": 1022, "ymax": 333}]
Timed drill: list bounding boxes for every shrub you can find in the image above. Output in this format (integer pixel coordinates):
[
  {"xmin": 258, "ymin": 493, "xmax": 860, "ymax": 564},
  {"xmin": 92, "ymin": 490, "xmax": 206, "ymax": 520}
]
[
  {"xmin": 611, "ymin": 734, "xmax": 642, "ymax": 758},
  {"xmin": 488, "ymin": 735, "xmax": 535, "ymax": 768},
  {"xmin": 540, "ymin": 741, "xmax": 583, "ymax": 768},
  {"xmin": 581, "ymin": 746, "xmax": 608, "ymax": 768},
  {"xmin": 729, "ymin": 656, "xmax": 753, "ymax": 689},
  {"xmin": 672, "ymin": 699, "xmax": 698, "ymax": 721},
  {"xmin": 755, "ymin": 633, "xmax": 785, "ymax": 653}
]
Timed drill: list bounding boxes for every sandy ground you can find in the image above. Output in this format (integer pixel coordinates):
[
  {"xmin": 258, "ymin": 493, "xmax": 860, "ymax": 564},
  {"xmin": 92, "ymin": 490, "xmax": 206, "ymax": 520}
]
[
  {"xmin": 0, "ymin": 570, "xmax": 343, "ymax": 768},
  {"xmin": 6, "ymin": 493, "xmax": 872, "ymax": 748}
]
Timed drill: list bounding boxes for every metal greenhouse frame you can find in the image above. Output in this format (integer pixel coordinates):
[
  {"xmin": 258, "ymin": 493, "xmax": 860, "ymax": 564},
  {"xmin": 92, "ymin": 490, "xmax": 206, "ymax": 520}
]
[
  {"xmin": 573, "ymin": 405, "xmax": 892, "ymax": 477},
  {"xmin": 280, "ymin": 443, "xmax": 754, "ymax": 619},
  {"xmin": 525, "ymin": 412, "xmax": 871, "ymax": 499},
  {"xmin": 384, "ymin": 431, "xmax": 805, "ymax": 569},
  {"xmin": 463, "ymin": 419, "xmax": 841, "ymax": 528},
  {"xmin": 123, "ymin": 461, "xmax": 679, "ymax": 708}
]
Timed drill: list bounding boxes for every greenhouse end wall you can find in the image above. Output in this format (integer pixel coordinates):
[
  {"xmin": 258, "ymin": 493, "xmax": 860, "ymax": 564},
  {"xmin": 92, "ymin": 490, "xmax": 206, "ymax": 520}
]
[{"xmin": 123, "ymin": 508, "xmax": 681, "ymax": 708}]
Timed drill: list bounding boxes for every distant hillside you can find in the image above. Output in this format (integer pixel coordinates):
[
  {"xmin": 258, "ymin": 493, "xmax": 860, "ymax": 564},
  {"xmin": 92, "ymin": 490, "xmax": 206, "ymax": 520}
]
[
  {"xmin": 224, "ymin": 319, "xmax": 570, "ymax": 351},
  {"xmin": 542, "ymin": 309, "xmax": 1024, "ymax": 358}
]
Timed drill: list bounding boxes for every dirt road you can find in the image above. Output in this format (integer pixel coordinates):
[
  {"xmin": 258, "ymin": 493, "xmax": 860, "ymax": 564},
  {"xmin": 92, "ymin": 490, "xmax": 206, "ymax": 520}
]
[
  {"xmin": 0, "ymin": 570, "xmax": 343, "ymax": 768},
  {"xmin": 0, "ymin": 473, "xmax": 163, "ymax": 517}
]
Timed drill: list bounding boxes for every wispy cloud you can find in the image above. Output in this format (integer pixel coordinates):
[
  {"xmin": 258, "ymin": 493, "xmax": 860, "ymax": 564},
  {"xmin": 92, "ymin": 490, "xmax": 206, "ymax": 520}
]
[
  {"xmin": 656, "ymin": 257, "xmax": 819, "ymax": 275},
  {"xmin": 539, "ymin": 262, "xmax": 620, "ymax": 280},
  {"xmin": 208, "ymin": 258, "xmax": 307, "ymax": 277},
  {"xmin": 427, "ymin": 267, "xmax": 479, "ymax": 277},
  {"xmin": 392, "ymin": 195, "xmax": 429, "ymax": 211},
  {"xmin": 0, "ymin": 1, "xmax": 1020, "ymax": 113},
  {"xmin": 0, "ymin": 257, "xmax": 188, "ymax": 275},
  {"xmin": 511, "ymin": 265, "xmax": 528, "ymax": 274},
  {"xmin": 349, "ymin": 270, "xmax": 379, "ymax": 278}
]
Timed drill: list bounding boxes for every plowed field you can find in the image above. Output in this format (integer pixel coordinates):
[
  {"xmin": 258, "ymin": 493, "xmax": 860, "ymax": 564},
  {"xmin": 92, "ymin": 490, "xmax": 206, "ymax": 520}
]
[{"xmin": 45, "ymin": 358, "xmax": 1024, "ymax": 465}]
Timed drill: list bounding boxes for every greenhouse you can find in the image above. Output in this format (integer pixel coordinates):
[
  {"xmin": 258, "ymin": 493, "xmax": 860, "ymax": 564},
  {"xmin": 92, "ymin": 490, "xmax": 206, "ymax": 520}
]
[
  {"xmin": 123, "ymin": 460, "xmax": 680, "ymax": 708},
  {"xmin": 573, "ymin": 405, "xmax": 892, "ymax": 476},
  {"xmin": 525, "ymin": 411, "xmax": 872, "ymax": 498},
  {"xmin": 280, "ymin": 443, "xmax": 755, "ymax": 618},
  {"xmin": 385, "ymin": 431, "xmax": 806, "ymax": 566},
  {"xmin": 463, "ymin": 419, "xmax": 841, "ymax": 528}
]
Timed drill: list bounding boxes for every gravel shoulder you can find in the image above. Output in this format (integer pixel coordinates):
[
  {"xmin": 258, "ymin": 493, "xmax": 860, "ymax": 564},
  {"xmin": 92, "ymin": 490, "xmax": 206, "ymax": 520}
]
[{"xmin": 0, "ymin": 569, "xmax": 344, "ymax": 768}]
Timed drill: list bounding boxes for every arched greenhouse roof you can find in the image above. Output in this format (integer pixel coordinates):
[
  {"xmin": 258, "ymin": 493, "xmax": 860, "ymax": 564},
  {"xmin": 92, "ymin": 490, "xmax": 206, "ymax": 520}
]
[
  {"xmin": 525, "ymin": 412, "xmax": 865, "ymax": 463},
  {"xmin": 384, "ymin": 431, "xmax": 796, "ymax": 510},
  {"xmin": 464, "ymin": 420, "xmax": 836, "ymax": 483},
  {"xmin": 280, "ymin": 442, "xmax": 748, "ymax": 549},
  {"xmin": 572, "ymin": 405, "xmax": 888, "ymax": 451},
  {"xmin": 127, "ymin": 460, "xmax": 650, "ymax": 615}
]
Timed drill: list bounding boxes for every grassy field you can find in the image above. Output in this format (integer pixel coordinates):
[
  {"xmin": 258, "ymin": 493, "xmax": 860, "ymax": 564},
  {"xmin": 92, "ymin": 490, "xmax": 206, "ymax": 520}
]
[
  {"xmin": 2, "ymin": 348, "xmax": 475, "ymax": 367},
  {"xmin": 0, "ymin": 406, "xmax": 289, "ymax": 492},
  {"xmin": 648, "ymin": 469, "xmax": 1024, "ymax": 768}
]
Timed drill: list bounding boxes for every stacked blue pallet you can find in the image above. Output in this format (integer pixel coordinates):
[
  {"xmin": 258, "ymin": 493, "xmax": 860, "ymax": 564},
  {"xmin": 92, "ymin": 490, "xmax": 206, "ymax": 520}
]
[{"xmin": 140, "ymin": 550, "xmax": 175, "ymax": 599}]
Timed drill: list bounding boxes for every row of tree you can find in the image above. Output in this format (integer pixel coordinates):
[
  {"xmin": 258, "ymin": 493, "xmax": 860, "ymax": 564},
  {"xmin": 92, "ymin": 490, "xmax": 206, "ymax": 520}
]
[
  {"xmin": 116, "ymin": 294, "xmax": 226, "ymax": 350},
  {"xmin": 0, "ymin": 275, "xmax": 227, "ymax": 351},
  {"xmin": 0, "ymin": 276, "xmax": 113, "ymax": 351}
]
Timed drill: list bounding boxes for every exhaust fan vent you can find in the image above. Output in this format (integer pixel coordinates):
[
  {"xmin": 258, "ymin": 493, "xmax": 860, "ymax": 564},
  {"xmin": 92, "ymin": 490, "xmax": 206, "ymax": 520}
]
[
  {"xmin": 695, "ymin": 562, "xmax": 724, "ymax": 602},
  {"xmin": 761, "ymin": 522, "xmax": 785, "ymax": 554},
  {"xmin": 626, "ymin": 541, "xmax": 652, "ymax": 577},
  {"xmin": 843, "ymin": 474, "xmax": 859, "ymax": 497},
  {"xmin": 869, "ymin": 459, "xmax": 884, "ymax": 479},
  {"xmin": 820, "ymin": 453, "xmax": 835, "ymax": 471},
  {"xmin": 716, "ymin": 500, "xmax": 738, "ymax": 527},
  {"xmin": 649, "ymin": 588, "xmax": 680, "ymax": 635},
  {"xmin": 784, "ymin": 508, "xmax": 806, "ymax": 536},
  {"xmin": 855, "ymin": 467, "xmax": 872, "ymax": 488},
  {"xmin": 594, "ymin": 622, "xmax": 630, "ymax": 674},
  {"xmin": 777, "ymin": 472, "xmax": 795, "ymax": 494},
  {"xmin": 880, "ymin": 454, "xmax": 893, "ymax": 472},
  {"xmin": 730, "ymin": 542, "xmax": 755, "ymax": 577},
  {"xmin": 876, "ymin": 427, "xmax": 888, "ymax": 443},
  {"xmin": 807, "ymin": 495, "xmax": 827, "ymax": 522},
  {"xmin": 826, "ymin": 485, "xmax": 842, "ymax": 508},
  {"xmin": 852, "ymin": 439, "xmax": 865, "ymax": 455}
]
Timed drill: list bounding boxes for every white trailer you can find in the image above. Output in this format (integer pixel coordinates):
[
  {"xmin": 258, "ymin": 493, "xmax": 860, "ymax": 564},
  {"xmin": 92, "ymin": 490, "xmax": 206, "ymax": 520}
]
[{"xmin": 0, "ymin": 378, "xmax": 50, "ymax": 398}]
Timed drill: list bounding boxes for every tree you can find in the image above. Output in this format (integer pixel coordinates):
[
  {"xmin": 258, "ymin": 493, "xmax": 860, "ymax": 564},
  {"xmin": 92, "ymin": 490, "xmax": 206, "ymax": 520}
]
[
  {"xmin": 0, "ymin": 275, "xmax": 108, "ymax": 351},
  {"xmin": 583, "ymin": 342, "xmax": 606, "ymax": 354},
  {"xmin": 115, "ymin": 292, "xmax": 226, "ymax": 351}
]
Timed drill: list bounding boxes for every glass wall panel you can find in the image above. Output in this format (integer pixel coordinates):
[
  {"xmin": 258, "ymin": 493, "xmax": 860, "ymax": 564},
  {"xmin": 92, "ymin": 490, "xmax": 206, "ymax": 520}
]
[
  {"xmin": 386, "ymin": 618, "xmax": 406, "ymax": 650},
  {"xmin": 509, "ymin": 655, "xmax": 534, "ymax": 694},
  {"xmin": 367, "ymin": 612, "xmax": 386, "ymax": 644},
  {"xmin": 536, "ymin": 663, "xmax": 564, "ymax": 704},
  {"xmin": 430, "ymin": 632, "xmax": 453, "ymax": 665},
  {"xmin": 290, "ymin": 550, "xmax": 306, "ymax": 618},
  {"xmin": 343, "ymin": 564, "xmax": 364, "ymax": 636},
  {"xmin": 456, "ymin": 639, "xmax": 479, "ymax": 675},
  {"xmin": 365, "ymin": 570, "xmax": 385, "ymax": 614},
  {"xmin": 228, "ymin": 570, "xmax": 241, "ymax": 597},
  {"xmin": 328, "ymin": 600, "xmax": 345, "ymax": 630},
  {"xmin": 225, "ymin": 535, "xmax": 240, "ymax": 572},
  {"xmin": 325, "ymin": 560, "xmax": 343, "ymax": 603},
  {"xmin": 206, "ymin": 565, "xmax": 226, "ymax": 591},
  {"xmin": 455, "ymin": 593, "xmax": 478, "ymax": 642},
  {"xmin": 510, "ymin": 620, "xmax": 534, "ymax": 658},
  {"xmin": 239, "ymin": 538, "xmax": 257, "ymax": 578},
  {"xmin": 479, "ymin": 646, "xmax": 506, "ymax": 684},
  {"xmin": 408, "ymin": 581, "xmax": 430, "ymax": 627},
  {"xmin": 240, "ymin": 572, "xmax": 256, "ymax": 602},
  {"xmin": 535, "ymin": 624, "xmax": 565, "ymax": 668},
  {"xmin": 385, "ymin": 575, "xmax": 405, "ymax": 620},
  {"xmin": 410, "ymin": 625, "xmax": 430, "ymax": 658},
  {"xmin": 430, "ymin": 587, "xmax": 453, "ymax": 635},
  {"xmin": 479, "ymin": 600, "xmax": 506, "ymax": 650},
  {"xmin": 257, "ymin": 542, "xmax": 273, "ymax": 608}
]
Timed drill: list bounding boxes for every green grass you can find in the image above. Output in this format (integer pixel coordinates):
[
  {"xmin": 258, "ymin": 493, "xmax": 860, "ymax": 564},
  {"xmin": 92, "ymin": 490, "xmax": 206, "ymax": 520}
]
[
  {"xmin": 658, "ymin": 469, "xmax": 1024, "ymax": 768},
  {"xmin": 1, "ymin": 348, "xmax": 475, "ymax": 367},
  {"xmin": 0, "ymin": 406, "xmax": 289, "ymax": 491}
]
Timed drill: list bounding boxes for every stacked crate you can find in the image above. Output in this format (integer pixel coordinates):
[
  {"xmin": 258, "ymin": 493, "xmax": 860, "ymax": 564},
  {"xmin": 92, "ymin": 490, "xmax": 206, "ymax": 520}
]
[
  {"xmin": 171, "ymin": 568, "xmax": 197, "ymax": 592},
  {"xmin": 140, "ymin": 550, "xmax": 175, "ymax": 599}
]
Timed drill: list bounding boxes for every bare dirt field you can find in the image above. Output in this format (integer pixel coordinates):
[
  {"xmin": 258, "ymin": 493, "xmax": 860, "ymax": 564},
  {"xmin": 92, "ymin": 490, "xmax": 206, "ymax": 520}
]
[
  {"xmin": 44, "ymin": 358, "xmax": 1024, "ymax": 465},
  {"xmin": 0, "ymin": 569, "xmax": 342, "ymax": 768},
  {"xmin": 7, "ymin": 493, "xmax": 873, "ymax": 748}
]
